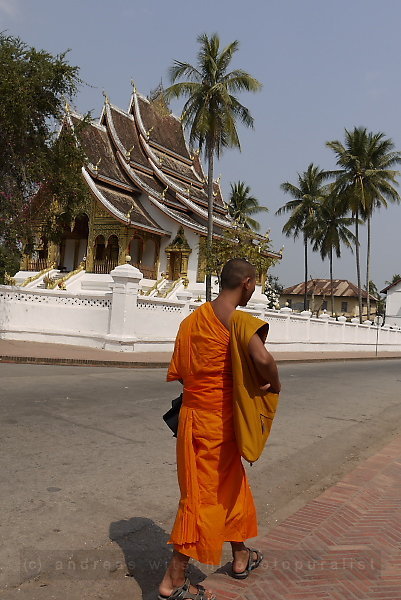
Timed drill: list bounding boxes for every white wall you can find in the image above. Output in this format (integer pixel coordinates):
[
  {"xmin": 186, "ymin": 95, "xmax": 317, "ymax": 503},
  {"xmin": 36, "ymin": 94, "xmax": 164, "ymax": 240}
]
[
  {"xmin": 1, "ymin": 267, "xmax": 401, "ymax": 354},
  {"xmin": 385, "ymin": 282, "xmax": 401, "ymax": 328},
  {"xmin": 0, "ymin": 287, "xmax": 111, "ymax": 347}
]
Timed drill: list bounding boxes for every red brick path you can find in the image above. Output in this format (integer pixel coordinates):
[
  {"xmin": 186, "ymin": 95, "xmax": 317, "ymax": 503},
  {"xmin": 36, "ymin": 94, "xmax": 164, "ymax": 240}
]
[{"xmin": 205, "ymin": 436, "xmax": 401, "ymax": 600}]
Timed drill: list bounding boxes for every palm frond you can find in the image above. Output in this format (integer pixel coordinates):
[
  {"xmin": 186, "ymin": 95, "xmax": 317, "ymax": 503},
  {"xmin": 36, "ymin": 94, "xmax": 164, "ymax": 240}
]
[{"xmin": 168, "ymin": 62, "xmax": 202, "ymax": 84}]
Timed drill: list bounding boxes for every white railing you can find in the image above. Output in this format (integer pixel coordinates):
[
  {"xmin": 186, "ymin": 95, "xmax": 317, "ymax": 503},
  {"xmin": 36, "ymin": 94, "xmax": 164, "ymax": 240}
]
[{"xmin": 1, "ymin": 266, "xmax": 401, "ymax": 354}]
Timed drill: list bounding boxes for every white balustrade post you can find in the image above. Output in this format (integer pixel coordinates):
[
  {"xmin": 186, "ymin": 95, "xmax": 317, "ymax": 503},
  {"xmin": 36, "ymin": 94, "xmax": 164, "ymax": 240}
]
[
  {"xmin": 280, "ymin": 305, "xmax": 292, "ymax": 342},
  {"xmin": 337, "ymin": 315, "xmax": 346, "ymax": 344},
  {"xmin": 319, "ymin": 310, "xmax": 330, "ymax": 344},
  {"xmin": 350, "ymin": 317, "xmax": 359, "ymax": 344},
  {"xmin": 106, "ymin": 263, "xmax": 143, "ymax": 344},
  {"xmin": 300, "ymin": 310, "xmax": 312, "ymax": 343}
]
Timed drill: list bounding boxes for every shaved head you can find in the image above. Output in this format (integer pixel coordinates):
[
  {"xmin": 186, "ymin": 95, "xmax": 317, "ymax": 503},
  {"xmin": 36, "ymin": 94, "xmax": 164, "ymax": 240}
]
[{"xmin": 220, "ymin": 258, "xmax": 256, "ymax": 290}]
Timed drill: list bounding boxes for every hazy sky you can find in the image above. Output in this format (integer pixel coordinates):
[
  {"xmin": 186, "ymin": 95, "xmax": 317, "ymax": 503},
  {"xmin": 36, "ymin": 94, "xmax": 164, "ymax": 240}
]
[{"xmin": 2, "ymin": 0, "xmax": 401, "ymax": 290}]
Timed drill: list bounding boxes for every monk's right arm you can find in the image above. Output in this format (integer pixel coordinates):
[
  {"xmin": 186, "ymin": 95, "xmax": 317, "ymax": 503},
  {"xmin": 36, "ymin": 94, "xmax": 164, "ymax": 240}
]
[{"xmin": 248, "ymin": 333, "xmax": 281, "ymax": 394}]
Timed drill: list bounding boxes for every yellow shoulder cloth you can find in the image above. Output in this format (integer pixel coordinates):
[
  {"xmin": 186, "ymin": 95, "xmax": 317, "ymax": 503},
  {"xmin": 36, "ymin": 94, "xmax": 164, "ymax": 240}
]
[{"xmin": 230, "ymin": 310, "xmax": 279, "ymax": 464}]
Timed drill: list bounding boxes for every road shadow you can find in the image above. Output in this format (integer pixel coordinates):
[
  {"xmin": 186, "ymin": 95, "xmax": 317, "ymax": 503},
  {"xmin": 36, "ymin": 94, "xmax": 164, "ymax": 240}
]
[{"xmin": 109, "ymin": 517, "xmax": 207, "ymax": 600}]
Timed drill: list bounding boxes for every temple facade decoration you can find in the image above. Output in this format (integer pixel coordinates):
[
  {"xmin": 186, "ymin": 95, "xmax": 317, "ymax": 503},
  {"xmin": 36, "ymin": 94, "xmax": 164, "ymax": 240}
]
[{"xmin": 18, "ymin": 87, "xmax": 281, "ymax": 290}]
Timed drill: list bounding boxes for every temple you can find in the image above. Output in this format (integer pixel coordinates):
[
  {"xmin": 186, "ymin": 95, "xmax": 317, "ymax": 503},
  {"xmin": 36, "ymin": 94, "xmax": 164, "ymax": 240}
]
[{"xmin": 15, "ymin": 87, "xmax": 280, "ymax": 297}]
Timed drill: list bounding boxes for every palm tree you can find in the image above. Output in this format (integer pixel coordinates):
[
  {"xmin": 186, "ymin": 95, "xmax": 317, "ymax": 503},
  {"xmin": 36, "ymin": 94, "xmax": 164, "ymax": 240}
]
[
  {"xmin": 276, "ymin": 163, "xmax": 329, "ymax": 310},
  {"xmin": 164, "ymin": 33, "xmax": 262, "ymax": 301},
  {"xmin": 227, "ymin": 181, "xmax": 268, "ymax": 231},
  {"xmin": 327, "ymin": 127, "xmax": 401, "ymax": 322},
  {"xmin": 362, "ymin": 133, "xmax": 401, "ymax": 319},
  {"xmin": 311, "ymin": 193, "xmax": 356, "ymax": 315}
]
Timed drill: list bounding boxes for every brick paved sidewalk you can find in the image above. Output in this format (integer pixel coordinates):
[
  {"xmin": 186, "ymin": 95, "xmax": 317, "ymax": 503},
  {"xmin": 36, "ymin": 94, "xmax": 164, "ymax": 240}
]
[{"xmin": 204, "ymin": 435, "xmax": 401, "ymax": 600}]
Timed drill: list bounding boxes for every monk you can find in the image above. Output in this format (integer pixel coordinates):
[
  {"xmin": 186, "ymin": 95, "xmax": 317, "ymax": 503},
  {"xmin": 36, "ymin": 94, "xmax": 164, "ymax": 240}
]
[{"xmin": 158, "ymin": 258, "xmax": 281, "ymax": 600}]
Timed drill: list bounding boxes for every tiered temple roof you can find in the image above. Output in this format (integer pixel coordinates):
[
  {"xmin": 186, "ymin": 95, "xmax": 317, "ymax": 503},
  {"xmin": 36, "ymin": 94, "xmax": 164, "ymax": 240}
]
[{"xmin": 67, "ymin": 88, "xmax": 280, "ymax": 258}]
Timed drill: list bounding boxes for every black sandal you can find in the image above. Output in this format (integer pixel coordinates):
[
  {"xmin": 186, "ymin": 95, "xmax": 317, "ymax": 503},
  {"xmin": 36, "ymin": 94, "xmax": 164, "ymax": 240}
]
[
  {"xmin": 158, "ymin": 577, "xmax": 217, "ymax": 600},
  {"xmin": 231, "ymin": 547, "xmax": 263, "ymax": 579}
]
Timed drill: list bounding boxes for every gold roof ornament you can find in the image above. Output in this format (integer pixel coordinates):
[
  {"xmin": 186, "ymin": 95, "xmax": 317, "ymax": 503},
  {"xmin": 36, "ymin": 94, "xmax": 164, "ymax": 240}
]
[
  {"xmin": 162, "ymin": 186, "xmax": 168, "ymax": 198},
  {"xmin": 93, "ymin": 158, "xmax": 102, "ymax": 173},
  {"xmin": 126, "ymin": 202, "xmax": 135, "ymax": 220},
  {"xmin": 102, "ymin": 90, "xmax": 110, "ymax": 104},
  {"xmin": 146, "ymin": 126, "xmax": 154, "ymax": 139},
  {"xmin": 130, "ymin": 80, "xmax": 137, "ymax": 93},
  {"xmin": 159, "ymin": 156, "xmax": 163, "ymax": 165},
  {"xmin": 126, "ymin": 144, "xmax": 135, "ymax": 160},
  {"xmin": 64, "ymin": 97, "xmax": 71, "ymax": 113}
]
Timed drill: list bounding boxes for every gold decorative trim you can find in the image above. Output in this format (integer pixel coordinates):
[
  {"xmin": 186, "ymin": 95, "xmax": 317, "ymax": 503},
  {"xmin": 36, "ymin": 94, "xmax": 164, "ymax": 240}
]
[
  {"xmin": 21, "ymin": 263, "xmax": 56, "ymax": 287},
  {"xmin": 48, "ymin": 262, "xmax": 86, "ymax": 290}
]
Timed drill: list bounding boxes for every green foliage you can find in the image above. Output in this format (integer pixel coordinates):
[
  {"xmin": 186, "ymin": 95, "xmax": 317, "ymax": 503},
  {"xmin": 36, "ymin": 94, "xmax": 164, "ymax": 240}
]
[
  {"xmin": 367, "ymin": 282, "xmax": 385, "ymax": 315},
  {"xmin": 264, "ymin": 275, "xmax": 283, "ymax": 309},
  {"xmin": 276, "ymin": 163, "xmax": 330, "ymax": 237},
  {"xmin": 165, "ymin": 33, "xmax": 262, "ymax": 158},
  {"xmin": 311, "ymin": 193, "xmax": 356, "ymax": 260},
  {"xmin": 368, "ymin": 280, "xmax": 379, "ymax": 299},
  {"xmin": 385, "ymin": 274, "xmax": 401, "ymax": 286},
  {"xmin": 200, "ymin": 226, "xmax": 279, "ymax": 282},
  {"xmin": 227, "ymin": 181, "xmax": 268, "ymax": 231},
  {"xmin": 0, "ymin": 33, "xmax": 89, "ymax": 279},
  {"xmin": 0, "ymin": 243, "xmax": 21, "ymax": 285},
  {"xmin": 326, "ymin": 126, "xmax": 401, "ymax": 320},
  {"xmin": 326, "ymin": 127, "xmax": 401, "ymax": 217},
  {"xmin": 276, "ymin": 163, "xmax": 329, "ymax": 309}
]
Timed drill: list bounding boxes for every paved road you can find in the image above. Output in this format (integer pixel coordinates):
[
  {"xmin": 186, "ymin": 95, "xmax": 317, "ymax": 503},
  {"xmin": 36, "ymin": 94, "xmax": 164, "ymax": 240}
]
[{"xmin": 1, "ymin": 360, "xmax": 400, "ymax": 599}]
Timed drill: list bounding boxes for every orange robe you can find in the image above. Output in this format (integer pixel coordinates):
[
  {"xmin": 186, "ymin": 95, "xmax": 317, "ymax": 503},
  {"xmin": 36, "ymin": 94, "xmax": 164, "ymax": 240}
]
[{"xmin": 167, "ymin": 302, "xmax": 258, "ymax": 565}]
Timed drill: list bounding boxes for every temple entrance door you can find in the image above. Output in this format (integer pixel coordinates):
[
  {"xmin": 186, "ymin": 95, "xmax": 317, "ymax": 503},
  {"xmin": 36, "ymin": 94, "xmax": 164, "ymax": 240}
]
[
  {"xmin": 168, "ymin": 252, "xmax": 182, "ymax": 280},
  {"xmin": 165, "ymin": 227, "xmax": 192, "ymax": 282},
  {"xmin": 59, "ymin": 214, "xmax": 89, "ymax": 272}
]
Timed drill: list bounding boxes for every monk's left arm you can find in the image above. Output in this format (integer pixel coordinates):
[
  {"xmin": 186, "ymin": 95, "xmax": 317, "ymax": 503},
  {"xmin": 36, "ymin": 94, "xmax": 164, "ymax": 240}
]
[{"xmin": 248, "ymin": 333, "xmax": 281, "ymax": 394}]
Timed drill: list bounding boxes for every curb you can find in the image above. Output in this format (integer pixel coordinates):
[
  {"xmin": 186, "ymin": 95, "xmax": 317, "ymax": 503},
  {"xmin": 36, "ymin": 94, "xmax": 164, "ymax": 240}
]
[
  {"xmin": 1, "ymin": 354, "xmax": 400, "ymax": 368},
  {"xmin": 0, "ymin": 355, "xmax": 170, "ymax": 368}
]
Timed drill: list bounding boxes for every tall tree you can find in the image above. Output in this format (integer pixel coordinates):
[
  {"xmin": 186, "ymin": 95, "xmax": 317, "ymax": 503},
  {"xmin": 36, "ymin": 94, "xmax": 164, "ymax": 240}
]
[
  {"xmin": 276, "ymin": 163, "xmax": 329, "ymax": 310},
  {"xmin": 311, "ymin": 193, "xmax": 356, "ymax": 315},
  {"xmin": 0, "ymin": 33, "xmax": 88, "ymax": 283},
  {"xmin": 326, "ymin": 127, "xmax": 401, "ymax": 322},
  {"xmin": 165, "ymin": 33, "xmax": 261, "ymax": 301},
  {"xmin": 227, "ymin": 181, "xmax": 268, "ymax": 231},
  {"xmin": 200, "ymin": 224, "xmax": 279, "ymax": 290},
  {"xmin": 362, "ymin": 133, "xmax": 401, "ymax": 319}
]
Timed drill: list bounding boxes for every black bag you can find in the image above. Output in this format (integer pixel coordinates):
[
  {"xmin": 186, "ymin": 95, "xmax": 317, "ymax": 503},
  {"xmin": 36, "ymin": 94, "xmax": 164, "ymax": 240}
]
[{"xmin": 162, "ymin": 393, "xmax": 183, "ymax": 437}]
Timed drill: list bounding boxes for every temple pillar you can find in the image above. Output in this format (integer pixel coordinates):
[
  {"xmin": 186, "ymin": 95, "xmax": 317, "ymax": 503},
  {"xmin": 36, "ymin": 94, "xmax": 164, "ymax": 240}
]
[
  {"xmin": 118, "ymin": 229, "xmax": 131, "ymax": 265},
  {"xmin": 86, "ymin": 231, "xmax": 95, "ymax": 273},
  {"xmin": 180, "ymin": 250, "xmax": 191, "ymax": 278}
]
